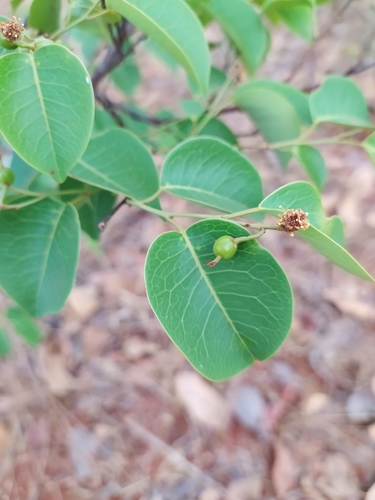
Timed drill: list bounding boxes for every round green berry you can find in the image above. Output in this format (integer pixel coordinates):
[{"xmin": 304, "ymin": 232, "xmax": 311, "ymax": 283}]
[
  {"xmin": 213, "ymin": 235, "xmax": 237, "ymax": 260},
  {"xmin": 0, "ymin": 166, "xmax": 15, "ymax": 186}
]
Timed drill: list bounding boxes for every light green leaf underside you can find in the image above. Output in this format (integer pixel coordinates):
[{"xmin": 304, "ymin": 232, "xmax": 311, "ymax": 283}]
[
  {"xmin": 260, "ymin": 182, "xmax": 373, "ymax": 281},
  {"xmin": 310, "ymin": 76, "xmax": 374, "ymax": 128},
  {"xmin": 29, "ymin": 0, "xmax": 61, "ymax": 34},
  {"xmin": 145, "ymin": 219, "xmax": 293, "ymax": 380},
  {"xmin": 362, "ymin": 132, "xmax": 375, "ymax": 164},
  {"xmin": 70, "ymin": 128, "xmax": 159, "ymax": 200},
  {"xmin": 202, "ymin": 0, "xmax": 269, "ymax": 73},
  {"xmin": 293, "ymin": 145, "xmax": 327, "ymax": 191},
  {"xmin": 198, "ymin": 118, "xmax": 238, "ymax": 145},
  {"xmin": 161, "ymin": 137, "xmax": 263, "ymax": 213},
  {"xmin": 107, "ymin": 0, "xmax": 210, "ymax": 94},
  {"xmin": 6, "ymin": 306, "xmax": 42, "ymax": 346},
  {"xmin": 299, "ymin": 226, "xmax": 373, "ymax": 282},
  {"xmin": 0, "ymin": 328, "xmax": 11, "ymax": 357},
  {"xmin": 0, "ymin": 199, "xmax": 80, "ymax": 316},
  {"xmin": 0, "ymin": 45, "xmax": 94, "ymax": 182},
  {"xmin": 234, "ymin": 83, "xmax": 301, "ymax": 167}
]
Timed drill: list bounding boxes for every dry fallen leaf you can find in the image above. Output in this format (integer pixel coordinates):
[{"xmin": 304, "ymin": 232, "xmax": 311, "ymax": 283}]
[
  {"xmin": 174, "ymin": 371, "xmax": 230, "ymax": 431},
  {"xmin": 67, "ymin": 285, "xmax": 99, "ymax": 321}
]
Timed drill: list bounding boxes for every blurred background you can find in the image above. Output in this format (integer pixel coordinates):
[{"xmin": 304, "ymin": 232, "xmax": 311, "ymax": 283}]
[{"xmin": 1, "ymin": 0, "xmax": 375, "ymax": 498}]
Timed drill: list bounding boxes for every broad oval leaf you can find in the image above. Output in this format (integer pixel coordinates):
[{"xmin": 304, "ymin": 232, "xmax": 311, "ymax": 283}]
[
  {"xmin": 202, "ymin": 0, "xmax": 269, "ymax": 73},
  {"xmin": 310, "ymin": 76, "xmax": 374, "ymax": 128},
  {"xmin": 106, "ymin": 0, "xmax": 210, "ymax": 94},
  {"xmin": 29, "ymin": 0, "xmax": 61, "ymax": 34},
  {"xmin": 293, "ymin": 145, "xmax": 327, "ymax": 191},
  {"xmin": 161, "ymin": 137, "xmax": 263, "ymax": 213},
  {"xmin": 234, "ymin": 82, "xmax": 301, "ymax": 167},
  {"xmin": 272, "ymin": 2, "xmax": 313, "ymax": 42},
  {"xmin": 0, "ymin": 45, "xmax": 94, "ymax": 183},
  {"xmin": 362, "ymin": 132, "xmax": 375, "ymax": 164},
  {"xmin": 70, "ymin": 128, "xmax": 159, "ymax": 200},
  {"xmin": 145, "ymin": 219, "xmax": 293, "ymax": 380},
  {"xmin": 0, "ymin": 199, "xmax": 80, "ymax": 316},
  {"xmin": 260, "ymin": 181, "xmax": 326, "ymax": 228}
]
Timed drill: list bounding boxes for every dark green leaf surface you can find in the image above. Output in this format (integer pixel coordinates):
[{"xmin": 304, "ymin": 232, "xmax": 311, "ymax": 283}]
[
  {"xmin": 0, "ymin": 45, "xmax": 94, "ymax": 183},
  {"xmin": 293, "ymin": 145, "xmax": 327, "ymax": 190},
  {"xmin": 110, "ymin": 57, "xmax": 140, "ymax": 95},
  {"xmin": 0, "ymin": 199, "xmax": 80, "ymax": 316},
  {"xmin": 202, "ymin": 0, "xmax": 269, "ymax": 73},
  {"xmin": 161, "ymin": 137, "xmax": 263, "ymax": 213},
  {"xmin": 29, "ymin": 0, "xmax": 61, "ymax": 34},
  {"xmin": 106, "ymin": 0, "xmax": 210, "ymax": 94},
  {"xmin": 310, "ymin": 76, "xmax": 373, "ymax": 128},
  {"xmin": 70, "ymin": 128, "xmax": 159, "ymax": 200},
  {"xmin": 275, "ymin": 3, "xmax": 313, "ymax": 42},
  {"xmin": 6, "ymin": 306, "xmax": 42, "ymax": 345},
  {"xmin": 145, "ymin": 219, "xmax": 293, "ymax": 380}
]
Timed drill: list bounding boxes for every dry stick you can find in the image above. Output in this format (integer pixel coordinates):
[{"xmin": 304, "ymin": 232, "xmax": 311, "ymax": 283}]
[{"xmin": 125, "ymin": 416, "xmax": 228, "ymax": 495}]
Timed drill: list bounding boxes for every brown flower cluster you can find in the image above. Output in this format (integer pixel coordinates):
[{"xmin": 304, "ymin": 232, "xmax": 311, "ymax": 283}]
[
  {"xmin": 277, "ymin": 208, "xmax": 310, "ymax": 237},
  {"xmin": 0, "ymin": 17, "xmax": 24, "ymax": 42}
]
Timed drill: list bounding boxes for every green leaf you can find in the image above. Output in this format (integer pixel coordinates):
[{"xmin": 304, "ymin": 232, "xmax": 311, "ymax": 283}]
[
  {"xmin": 234, "ymin": 82, "xmax": 301, "ymax": 167},
  {"xmin": 0, "ymin": 45, "xmax": 94, "ymax": 183},
  {"xmin": 179, "ymin": 99, "xmax": 204, "ymax": 120},
  {"xmin": 110, "ymin": 57, "xmax": 141, "ymax": 95},
  {"xmin": 106, "ymin": 0, "xmax": 210, "ymax": 94},
  {"xmin": 201, "ymin": 0, "xmax": 269, "ymax": 73},
  {"xmin": 11, "ymin": 0, "xmax": 25, "ymax": 10},
  {"xmin": 362, "ymin": 132, "xmax": 375, "ymax": 164},
  {"xmin": 0, "ymin": 328, "xmax": 12, "ymax": 357},
  {"xmin": 70, "ymin": 128, "xmax": 159, "ymax": 200},
  {"xmin": 161, "ymin": 137, "xmax": 263, "ymax": 213},
  {"xmin": 198, "ymin": 118, "xmax": 238, "ymax": 145},
  {"xmin": 321, "ymin": 215, "xmax": 344, "ymax": 246},
  {"xmin": 145, "ymin": 219, "xmax": 293, "ymax": 380},
  {"xmin": 273, "ymin": 2, "xmax": 313, "ymax": 42},
  {"xmin": 242, "ymin": 79, "xmax": 312, "ymax": 125},
  {"xmin": 0, "ymin": 199, "xmax": 80, "ymax": 316},
  {"xmin": 93, "ymin": 107, "xmax": 118, "ymax": 133},
  {"xmin": 310, "ymin": 76, "xmax": 374, "ymax": 128},
  {"xmin": 260, "ymin": 182, "xmax": 373, "ymax": 281},
  {"xmin": 6, "ymin": 306, "xmax": 42, "ymax": 345},
  {"xmin": 29, "ymin": 0, "xmax": 61, "ymax": 34},
  {"xmin": 299, "ymin": 226, "xmax": 373, "ymax": 282},
  {"xmin": 293, "ymin": 145, "xmax": 327, "ymax": 190},
  {"xmin": 10, "ymin": 153, "xmax": 57, "ymax": 192},
  {"xmin": 60, "ymin": 177, "xmax": 116, "ymax": 240},
  {"xmin": 259, "ymin": 181, "xmax": 326, "ymax": 228}
]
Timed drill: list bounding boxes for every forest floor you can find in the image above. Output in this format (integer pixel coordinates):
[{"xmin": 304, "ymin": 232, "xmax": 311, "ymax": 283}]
[{"xmin": 1, "ymin": 1, "xmax": 375, "ymax": 499}]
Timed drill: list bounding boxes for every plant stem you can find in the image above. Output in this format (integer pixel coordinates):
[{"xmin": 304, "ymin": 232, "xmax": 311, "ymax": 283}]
[
  {"xmin": 234, "ymin": 228, "xmax": 265, "ymax": 243},
  {"xmin": 1, "ymin": 196, "xmax": 45, "ymax": 210},
  {"xmin": 51, "ymin": 0, "xmax": 103, "ymax": 40}
]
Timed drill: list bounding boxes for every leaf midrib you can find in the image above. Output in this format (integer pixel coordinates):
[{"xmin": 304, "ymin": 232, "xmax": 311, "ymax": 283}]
[
  {"xmin": 34, "ymin": 203, "xmax": 65, "ymax": 314},
  {"xmin": 181, "ymin": 228, "xmax": 255, "ymax": 359},
  {"xmin": 29, "ymin": 53, "xmax": 59, "ymax": 174}
]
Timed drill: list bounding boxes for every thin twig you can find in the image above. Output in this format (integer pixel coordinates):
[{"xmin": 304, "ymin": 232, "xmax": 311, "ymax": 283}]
[{"xmin": 98, "ymin": 197, "xmax": 128, "ymax": 230}]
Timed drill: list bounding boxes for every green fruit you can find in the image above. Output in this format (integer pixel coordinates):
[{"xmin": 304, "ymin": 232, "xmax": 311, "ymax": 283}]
[
  {"xmin": 0, "ymin": 167, "xmax": 15, "ymax": 186},
  {"xmin": 213, "ymin": 235, "xmax": 237, "ymax": 260}
]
